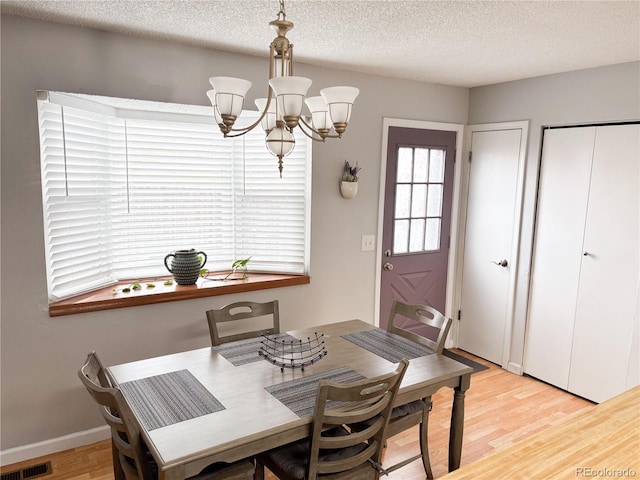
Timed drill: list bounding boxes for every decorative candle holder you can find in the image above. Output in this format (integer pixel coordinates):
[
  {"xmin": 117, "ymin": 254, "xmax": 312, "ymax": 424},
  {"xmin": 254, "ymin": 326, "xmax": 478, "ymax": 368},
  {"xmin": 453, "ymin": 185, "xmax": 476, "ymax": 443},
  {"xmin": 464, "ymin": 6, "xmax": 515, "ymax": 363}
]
[{"xmin": 259, "ymin": 332, "xmax": 327, "ymax": 371}]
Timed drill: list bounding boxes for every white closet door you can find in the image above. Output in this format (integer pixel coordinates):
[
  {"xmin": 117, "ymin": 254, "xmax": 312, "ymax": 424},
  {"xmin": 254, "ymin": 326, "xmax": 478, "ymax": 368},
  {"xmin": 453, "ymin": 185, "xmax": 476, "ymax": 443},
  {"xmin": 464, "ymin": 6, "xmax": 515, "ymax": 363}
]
[
  {"xmin": 568, "ymin": 124, "xmax": 640, "ymax": 403},
  {"xmin": 523, "ymin": 127, "xmax": 595, "ymax": 389},
  {"xmin": 458, "ymin": 126, "xmax": 525, "ymax": 366}
]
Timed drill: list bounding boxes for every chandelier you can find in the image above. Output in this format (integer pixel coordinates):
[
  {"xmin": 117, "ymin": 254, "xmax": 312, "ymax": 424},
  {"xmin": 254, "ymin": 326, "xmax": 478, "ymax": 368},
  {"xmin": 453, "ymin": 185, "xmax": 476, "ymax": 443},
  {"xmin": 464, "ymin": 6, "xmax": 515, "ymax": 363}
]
[{"xmin": 207, "ymin": 0, "xmax": 359, "ymax": 176}]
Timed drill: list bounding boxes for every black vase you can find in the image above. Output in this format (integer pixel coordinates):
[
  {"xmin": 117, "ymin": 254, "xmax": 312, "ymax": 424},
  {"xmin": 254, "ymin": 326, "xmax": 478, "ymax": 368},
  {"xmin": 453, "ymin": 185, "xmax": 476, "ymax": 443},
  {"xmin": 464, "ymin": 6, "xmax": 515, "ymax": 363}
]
[{"xmin": 164, "ymin": 249, "xmax": 207, "ymax": 285}]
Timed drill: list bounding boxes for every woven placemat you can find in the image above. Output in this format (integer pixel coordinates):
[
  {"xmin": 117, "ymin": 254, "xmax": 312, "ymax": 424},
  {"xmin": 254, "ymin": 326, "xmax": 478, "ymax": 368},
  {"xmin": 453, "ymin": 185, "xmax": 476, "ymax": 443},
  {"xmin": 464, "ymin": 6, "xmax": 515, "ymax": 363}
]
[
  {"xmin": 342, "ymin": 329, "xmax": 434, "ymax": 363},
  {"xmin": 265, "ymin": 367, "xmax": 366, "ymax": 417},
  {"xmin": 120, "ymin": 369, "xmax": 224, "ymax": 430},
  {"xmin": 214, "ymin": 333, "xmax": 300, "ymax": 366}
]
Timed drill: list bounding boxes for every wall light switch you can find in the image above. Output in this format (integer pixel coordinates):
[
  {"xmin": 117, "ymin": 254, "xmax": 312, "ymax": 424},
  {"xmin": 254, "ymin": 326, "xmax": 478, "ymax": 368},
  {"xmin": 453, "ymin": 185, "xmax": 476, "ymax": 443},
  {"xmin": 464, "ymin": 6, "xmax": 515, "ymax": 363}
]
[{"xmin": 361, "ymin": 235, "xmax": 375, "ymax": 252}]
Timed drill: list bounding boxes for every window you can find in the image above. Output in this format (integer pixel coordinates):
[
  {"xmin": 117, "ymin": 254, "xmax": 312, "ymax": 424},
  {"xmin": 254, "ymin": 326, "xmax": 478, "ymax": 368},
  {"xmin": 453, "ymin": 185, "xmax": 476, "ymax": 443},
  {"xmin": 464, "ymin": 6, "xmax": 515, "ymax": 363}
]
[
  {"xmin": 393, "ymin": 146, "xmax": 445, "ymax": 254},
  {"xmin": 37, "ymin": 91, "xmax": 311, "ymax": 301}
]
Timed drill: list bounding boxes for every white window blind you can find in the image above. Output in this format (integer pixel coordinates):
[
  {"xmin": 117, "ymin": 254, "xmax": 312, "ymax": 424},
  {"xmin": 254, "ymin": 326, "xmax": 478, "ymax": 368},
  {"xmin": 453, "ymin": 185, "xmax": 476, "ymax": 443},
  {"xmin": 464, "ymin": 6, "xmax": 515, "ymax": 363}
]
[{"xmin": 37, "ymin": 91, "xmax": 311, "ymax": 301}]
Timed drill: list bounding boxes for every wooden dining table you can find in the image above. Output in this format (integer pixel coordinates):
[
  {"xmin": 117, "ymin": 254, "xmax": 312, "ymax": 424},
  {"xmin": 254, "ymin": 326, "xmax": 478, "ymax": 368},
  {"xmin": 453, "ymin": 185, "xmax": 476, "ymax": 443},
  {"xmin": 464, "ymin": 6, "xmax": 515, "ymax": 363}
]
[{"xmin": 108, "ymin": 319, "xmax": 473, "ymax": 480}]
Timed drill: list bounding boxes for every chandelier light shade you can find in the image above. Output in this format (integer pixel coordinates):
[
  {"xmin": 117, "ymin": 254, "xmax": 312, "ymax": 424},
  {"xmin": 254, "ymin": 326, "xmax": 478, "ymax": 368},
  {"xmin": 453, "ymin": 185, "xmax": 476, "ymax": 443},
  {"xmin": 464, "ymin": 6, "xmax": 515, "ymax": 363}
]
[
  {"xmin": 206, "ymin": 89, "xmax": 224, "ymax": 126},
  {"xmin": 208, "ymin": 76, "xmax": 253, "ymax": 131},
  {"xmin": 269, "ymin": 76, "xmax": 312, "ymax": 129},
  {"xmin": 255, "ymin": 98, "xmax": 277, "ymax": 132},
  {"xmin": 304, "ymin": 96, "xmax": 332, "ymax": 137},
  {"xmin": 320, "ymin": 86, "xmax": 359, "ymax": 135},
  {"xmin": 207, "ymin": 0, "xmax": 359, "ymax": 176}
]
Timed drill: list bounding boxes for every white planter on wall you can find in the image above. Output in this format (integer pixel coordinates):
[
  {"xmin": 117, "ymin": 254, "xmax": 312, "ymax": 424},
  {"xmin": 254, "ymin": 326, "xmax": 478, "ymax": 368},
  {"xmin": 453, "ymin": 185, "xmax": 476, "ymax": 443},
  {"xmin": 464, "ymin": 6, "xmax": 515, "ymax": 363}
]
[{"xmin": 340, "ymin": 181, "xmax": 358, "ymax": 199}]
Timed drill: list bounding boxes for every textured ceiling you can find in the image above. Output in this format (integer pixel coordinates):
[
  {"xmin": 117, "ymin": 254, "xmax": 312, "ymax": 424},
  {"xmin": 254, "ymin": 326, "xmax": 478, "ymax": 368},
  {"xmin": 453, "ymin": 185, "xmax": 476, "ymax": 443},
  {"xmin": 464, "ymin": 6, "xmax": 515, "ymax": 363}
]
[{"xmin": 2, "ymin": 0, "xmax": 639, "ymax": 87}]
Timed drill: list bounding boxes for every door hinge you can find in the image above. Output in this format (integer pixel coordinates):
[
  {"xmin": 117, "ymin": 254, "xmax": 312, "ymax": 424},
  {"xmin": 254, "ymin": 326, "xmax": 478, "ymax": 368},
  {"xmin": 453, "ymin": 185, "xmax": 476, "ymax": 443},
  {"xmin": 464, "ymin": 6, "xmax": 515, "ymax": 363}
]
[
  {"xmin": 468, "ymin": 151, "xmax": 472, "ymax": 162},
  {"xmin": 457, "ymin": 310, "xmax": 461, "ymax": 320}
]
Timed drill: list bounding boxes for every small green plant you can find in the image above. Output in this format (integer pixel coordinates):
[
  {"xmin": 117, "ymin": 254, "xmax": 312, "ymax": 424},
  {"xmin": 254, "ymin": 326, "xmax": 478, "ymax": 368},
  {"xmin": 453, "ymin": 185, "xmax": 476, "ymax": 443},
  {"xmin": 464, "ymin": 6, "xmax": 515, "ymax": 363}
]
[
  {"xmin": 113, "ymin": 279, "xmax": 169, "ymax": 294},
  {"xmin": 114, "ymin": 281, "xmax": 142, "ymax": 294},
  {"xmin": 224, "ymin": 257, "xmax": 251, "ymax": 280}
]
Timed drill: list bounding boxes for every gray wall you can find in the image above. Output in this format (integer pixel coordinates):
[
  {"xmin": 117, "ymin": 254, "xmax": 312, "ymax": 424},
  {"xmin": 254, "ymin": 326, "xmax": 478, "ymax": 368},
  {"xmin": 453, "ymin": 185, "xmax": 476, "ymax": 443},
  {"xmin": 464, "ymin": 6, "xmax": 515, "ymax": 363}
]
[
  {"xmin": 468, "ymin": 62, "xmax": 640, "ymax": 370},
  {"xmin": 0, "ymin": 14, "xmax": 468, "ymax": 450}
]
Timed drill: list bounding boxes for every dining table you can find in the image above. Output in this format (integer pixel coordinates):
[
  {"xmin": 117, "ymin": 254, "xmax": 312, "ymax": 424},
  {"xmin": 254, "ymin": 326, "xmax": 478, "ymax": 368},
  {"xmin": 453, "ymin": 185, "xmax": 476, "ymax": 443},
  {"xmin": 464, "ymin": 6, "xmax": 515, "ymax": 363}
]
[{"xmin": 108, "ymin": 319, "xmax": 474, "ymax": 480}]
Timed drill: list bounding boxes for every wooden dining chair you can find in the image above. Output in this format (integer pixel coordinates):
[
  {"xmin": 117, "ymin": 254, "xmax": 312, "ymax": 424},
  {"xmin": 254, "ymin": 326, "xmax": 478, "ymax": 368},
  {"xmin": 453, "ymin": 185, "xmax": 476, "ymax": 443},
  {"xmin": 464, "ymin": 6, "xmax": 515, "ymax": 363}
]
[
  {"xmin": 78, "ymin": 352, "xmax": 255, "ymax": 480},
  {"xmin": 380, "ymin": 300, "xmax": 453, "ymax": 478},
  {"xmin": 206, "ymin": 300, "xmax": 280, "ymax": 346},
  {"xmin": 78, "ymin": 351, "xmax": 126, "ymax": 480},
  {"xmin": 255, "ymin": 359, "xmax": 409, "ymax": 480}
]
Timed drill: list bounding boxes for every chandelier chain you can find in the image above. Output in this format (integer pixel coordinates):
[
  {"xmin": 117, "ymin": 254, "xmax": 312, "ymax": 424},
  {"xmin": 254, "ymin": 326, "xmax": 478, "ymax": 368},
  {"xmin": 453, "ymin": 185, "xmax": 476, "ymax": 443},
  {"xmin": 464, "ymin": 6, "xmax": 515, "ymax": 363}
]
[{"xmin": 277, "ymin": 0, "xmax": 286, "ymax": 20}]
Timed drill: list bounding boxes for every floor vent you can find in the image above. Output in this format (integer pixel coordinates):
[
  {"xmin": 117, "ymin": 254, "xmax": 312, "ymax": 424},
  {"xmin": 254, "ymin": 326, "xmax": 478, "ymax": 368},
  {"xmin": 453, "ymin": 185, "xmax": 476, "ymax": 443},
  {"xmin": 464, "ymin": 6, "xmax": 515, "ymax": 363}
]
[{"xmin": 1, "ymin": 461, "xmax": 52, "ymax": 480}]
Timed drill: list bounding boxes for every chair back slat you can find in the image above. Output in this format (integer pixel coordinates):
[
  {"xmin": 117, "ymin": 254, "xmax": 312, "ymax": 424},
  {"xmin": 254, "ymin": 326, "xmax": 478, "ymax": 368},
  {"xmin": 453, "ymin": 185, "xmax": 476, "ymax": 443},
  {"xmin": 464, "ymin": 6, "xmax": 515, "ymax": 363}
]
[
  {"xmin": 388, "ymin": 299, "xmax": 453, "ymax": 354},
  {"xmin": 206, "ymin": 300, "xmax": 280, "ymax": 346}
]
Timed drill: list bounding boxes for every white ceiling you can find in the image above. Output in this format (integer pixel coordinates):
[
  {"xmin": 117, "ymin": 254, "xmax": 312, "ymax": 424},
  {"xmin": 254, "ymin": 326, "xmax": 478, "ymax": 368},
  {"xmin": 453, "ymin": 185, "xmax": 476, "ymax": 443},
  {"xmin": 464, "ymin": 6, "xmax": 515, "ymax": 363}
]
[{"xmin": 2, "ymin": 0, "xmax": 639, "ymax": 88}]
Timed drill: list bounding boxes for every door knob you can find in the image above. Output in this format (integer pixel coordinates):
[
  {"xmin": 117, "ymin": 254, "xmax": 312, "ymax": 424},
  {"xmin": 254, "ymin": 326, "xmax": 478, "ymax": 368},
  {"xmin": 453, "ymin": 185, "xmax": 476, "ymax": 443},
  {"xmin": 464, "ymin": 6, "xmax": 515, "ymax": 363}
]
[
  {"xmin": 383, "ymin": 262, "xmax": 394, "ymax": 271},
  {"xmin": 491, "ymin": 259, "xmax": 508, "ymax": 267}
]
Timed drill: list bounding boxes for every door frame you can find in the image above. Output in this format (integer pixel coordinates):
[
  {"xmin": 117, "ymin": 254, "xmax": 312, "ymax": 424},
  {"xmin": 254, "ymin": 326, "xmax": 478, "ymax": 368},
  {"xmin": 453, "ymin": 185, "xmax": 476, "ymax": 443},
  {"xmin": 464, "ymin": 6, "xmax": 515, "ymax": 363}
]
[
  {"xmin": 456, "ymin": 121, "xmax": 529, "ymax": 369},
  {"xmin": 374, "ymin": 118, "xmax": 464, "ymax": 345}
]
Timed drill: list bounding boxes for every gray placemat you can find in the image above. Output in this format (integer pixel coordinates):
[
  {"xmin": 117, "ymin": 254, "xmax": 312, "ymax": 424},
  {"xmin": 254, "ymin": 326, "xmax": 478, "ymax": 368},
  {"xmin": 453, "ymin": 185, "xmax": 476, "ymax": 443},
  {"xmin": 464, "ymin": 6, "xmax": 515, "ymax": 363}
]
[
  {"xmin": 120, "ymin": 369, "xmax": 224, "ymax": 431},
  {"xmin": 342, "ymin": 329, "xmax": 435, "ymax": 363},
  {"xmin": 265, "ymin": 367, "xmax": 366, "ymax": 418},
  {"xmin": 214, "ymin": 333, "xmax": 300, "ymax": 366}
]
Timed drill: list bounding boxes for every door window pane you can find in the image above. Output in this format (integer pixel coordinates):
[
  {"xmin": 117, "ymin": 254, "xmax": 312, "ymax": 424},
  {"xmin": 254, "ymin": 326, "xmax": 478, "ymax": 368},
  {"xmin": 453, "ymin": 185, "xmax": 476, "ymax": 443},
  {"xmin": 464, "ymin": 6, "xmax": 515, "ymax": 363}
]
[
  {"xmin": 413, "ymin": 148, "xmax": 429, "ymax": 182},
  {"xmin": 393, "ymin": 219, "xmax": 409, "ymax": 254},
  {"xmin": 395, "ymin": 184, "xmax": 411, "ymax": 218},
  {"xmin": 397, "ymin": 148, "xmax": 413, "ymax": 182},
  {"xmin": 411, "ymin": 184, "xmax": 427, "ymax": 217},
  {"xmin": 429, "ymin": 149, "xmax": 445, "ymax": 182},
  {"xmin": 427, "ymin": 184, "xmax": 443, "ymax": 216},
  {"xmin": 409, "ymin": 219, "xmax": 426, "ymax": 252},
  {"xmin": 425, "ymin": 218, "xmax": 441, "ymax": 250}
]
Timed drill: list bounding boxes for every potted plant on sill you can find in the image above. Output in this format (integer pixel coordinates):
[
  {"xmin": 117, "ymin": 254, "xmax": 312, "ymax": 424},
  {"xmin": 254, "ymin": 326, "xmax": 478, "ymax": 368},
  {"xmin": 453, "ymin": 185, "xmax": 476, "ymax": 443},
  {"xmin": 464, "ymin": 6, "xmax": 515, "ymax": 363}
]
[{"xmin": 340, "ymin": 160, "xmax": 361, "ymax": 199}]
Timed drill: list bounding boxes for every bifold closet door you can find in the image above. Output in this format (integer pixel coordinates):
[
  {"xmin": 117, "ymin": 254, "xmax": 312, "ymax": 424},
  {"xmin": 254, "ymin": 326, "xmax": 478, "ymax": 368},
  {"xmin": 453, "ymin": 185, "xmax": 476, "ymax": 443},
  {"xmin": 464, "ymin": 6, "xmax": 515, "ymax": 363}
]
[
  {"xmin": 525, "ymin": 123, "xmax": 639, "ymax": 403},
  {"xmin": 524, "ymin": 127, "xmax": 595, "ymax": 390},
  {"xmin": 568, "ymin": 124, "xmax": 639, "ymax": 403}
]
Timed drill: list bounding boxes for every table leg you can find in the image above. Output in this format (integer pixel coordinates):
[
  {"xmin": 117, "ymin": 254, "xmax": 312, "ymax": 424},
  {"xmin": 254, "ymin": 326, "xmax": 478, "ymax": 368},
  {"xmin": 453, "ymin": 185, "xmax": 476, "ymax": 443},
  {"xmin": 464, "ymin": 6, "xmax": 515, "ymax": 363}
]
[{"xmin": 448, "ymin": 373, "xmax": 471, "ymax": 471}]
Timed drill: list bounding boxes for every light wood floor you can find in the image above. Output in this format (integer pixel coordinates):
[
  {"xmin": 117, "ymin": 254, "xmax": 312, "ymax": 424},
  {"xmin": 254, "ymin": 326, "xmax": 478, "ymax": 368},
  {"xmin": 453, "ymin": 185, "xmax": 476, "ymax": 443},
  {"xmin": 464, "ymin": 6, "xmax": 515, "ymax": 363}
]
[{"xmin": 1, "ymin": 351, "xmax": 594, "ymax": 480}]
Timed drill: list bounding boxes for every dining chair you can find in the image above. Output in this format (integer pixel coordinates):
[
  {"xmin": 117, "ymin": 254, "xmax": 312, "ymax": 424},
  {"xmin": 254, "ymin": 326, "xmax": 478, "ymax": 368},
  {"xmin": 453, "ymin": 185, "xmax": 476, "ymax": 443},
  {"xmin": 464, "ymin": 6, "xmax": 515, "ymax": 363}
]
[
  {"xmin": 255, "ymin": 359, "xmax": 409, "ymax": 480},
  {"xmin": 78, "ymin": 352, "xmax": 255, "ymax": 480},
  {"xmin": 79, "ymin": 351, "xmax": 126, "ymax": 480},
  {"xmin": 206, "ymin": 300, "xmax": 280, "ymax": 346},
  {"xmin": 379, "ymin": 300, "xmax": 453, "ymax": 478}
]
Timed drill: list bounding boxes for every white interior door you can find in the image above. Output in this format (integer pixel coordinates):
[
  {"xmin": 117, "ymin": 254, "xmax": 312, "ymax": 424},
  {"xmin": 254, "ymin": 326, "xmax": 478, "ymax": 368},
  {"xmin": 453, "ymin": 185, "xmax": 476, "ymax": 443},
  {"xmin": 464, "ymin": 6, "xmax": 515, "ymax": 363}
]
[
  {"xmin": 523, "ymin": 127, "xmax": 595, "ymax": 389},
  {"xmin": 568, "ymin": 124, "xmax": 640, "ymax": 402},
  {"xmin": 458, "ymin": 123, "xmax": 527, "ymax": 366}
]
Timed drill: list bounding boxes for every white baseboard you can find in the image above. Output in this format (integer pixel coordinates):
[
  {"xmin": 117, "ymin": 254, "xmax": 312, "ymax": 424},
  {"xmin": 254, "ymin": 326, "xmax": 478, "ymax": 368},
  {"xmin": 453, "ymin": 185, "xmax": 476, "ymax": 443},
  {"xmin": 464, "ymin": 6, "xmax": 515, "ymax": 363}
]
[
  {"xmin": 0, "ymin": 425, "xmax": 110, "ymax": 467},
  {"xmin": 507, "ymin": 361, "xmax": 523, "ymax": 375}
]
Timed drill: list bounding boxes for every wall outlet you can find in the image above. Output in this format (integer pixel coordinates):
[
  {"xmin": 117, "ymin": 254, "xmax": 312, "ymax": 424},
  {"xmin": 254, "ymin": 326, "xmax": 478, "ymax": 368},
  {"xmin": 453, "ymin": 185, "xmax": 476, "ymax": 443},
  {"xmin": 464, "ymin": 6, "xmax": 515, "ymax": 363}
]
[{"xmin": 361, "ymin": 235, "xmax": 375, "ymax": 252}]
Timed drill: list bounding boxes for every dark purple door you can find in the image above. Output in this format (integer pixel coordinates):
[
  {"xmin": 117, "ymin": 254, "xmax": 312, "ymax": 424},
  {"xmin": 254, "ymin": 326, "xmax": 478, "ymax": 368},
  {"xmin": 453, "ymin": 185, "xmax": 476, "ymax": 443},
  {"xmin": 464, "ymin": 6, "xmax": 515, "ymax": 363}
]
[{"xmin": 380, "ymin": 127, "xmax": 456, "ymax": 341}]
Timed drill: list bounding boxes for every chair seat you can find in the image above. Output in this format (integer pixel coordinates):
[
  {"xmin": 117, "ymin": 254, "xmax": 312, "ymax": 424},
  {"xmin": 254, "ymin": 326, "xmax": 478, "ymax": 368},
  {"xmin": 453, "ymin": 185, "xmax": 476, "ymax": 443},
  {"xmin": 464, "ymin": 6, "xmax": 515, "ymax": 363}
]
[
  {"xmin": 352, "ymin": 399, "xmax": 425, "ymax": 431},
  {"xmin": 391, "ymin": 399, "xmax": 425, "ymax": 418},
  {"xmin": 257, "ymin": 427, "xmax": 371, "ymax": 480}
]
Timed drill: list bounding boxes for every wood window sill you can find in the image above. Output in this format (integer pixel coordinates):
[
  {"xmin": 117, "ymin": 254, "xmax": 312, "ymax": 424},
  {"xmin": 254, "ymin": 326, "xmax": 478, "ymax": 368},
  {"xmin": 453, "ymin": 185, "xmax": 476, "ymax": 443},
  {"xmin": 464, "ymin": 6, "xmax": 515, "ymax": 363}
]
[{"xmin": 49, "ymin": 273, "xmax": 310, "ymax": 317}]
